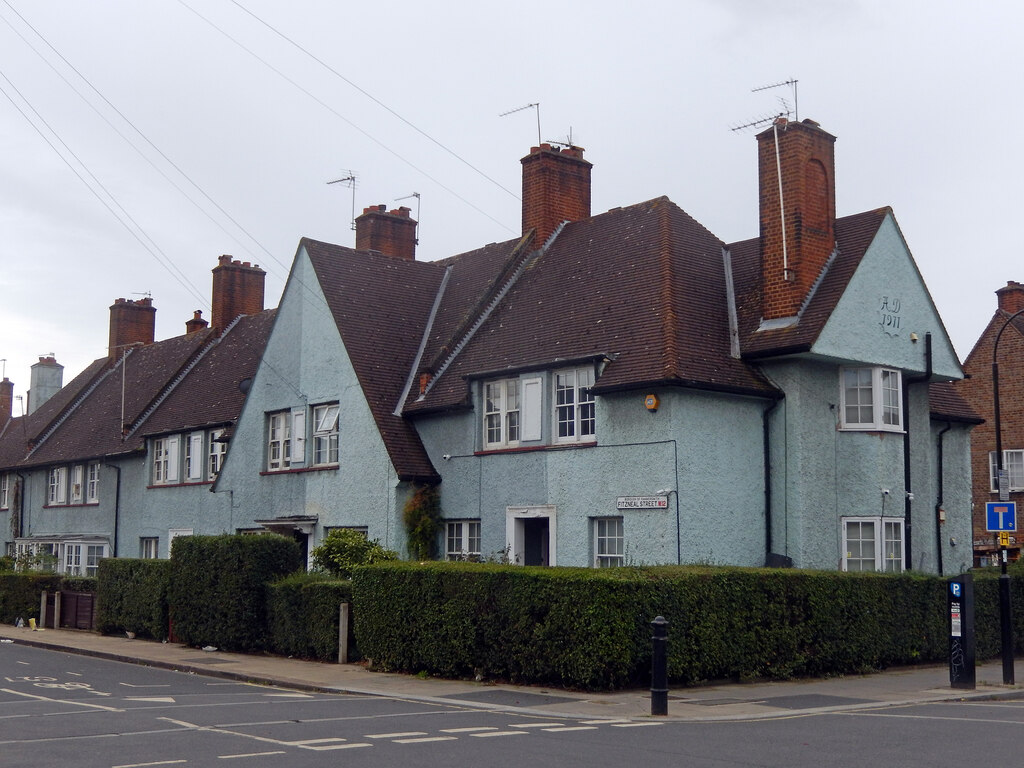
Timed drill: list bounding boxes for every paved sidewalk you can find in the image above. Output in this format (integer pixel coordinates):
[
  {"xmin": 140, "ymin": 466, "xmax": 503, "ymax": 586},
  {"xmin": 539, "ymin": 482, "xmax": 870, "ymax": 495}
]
[{"xmin": 1, "ymin": 623, "xmax": 1020, "ymax": 722}]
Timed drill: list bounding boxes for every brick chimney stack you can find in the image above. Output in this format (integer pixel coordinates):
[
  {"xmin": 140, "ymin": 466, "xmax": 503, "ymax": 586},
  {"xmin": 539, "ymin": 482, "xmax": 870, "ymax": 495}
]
[
  {"xmin": 28, "ymin": 355, "xmax": 63, "ymax": 415},
  {"xmin": 0, "ymin": 377, "xmax": 12, "ymax": 428},
  {"xmin": 109, "ymin": 297, "xmax": 157, "ymax": 359},
  {"xmin": 211, "ymin": 256, "xmax": 266, "ymax": 331},
  {"xmin": 521, "ymin": 144, "xmax": 592, "ymax": 244},
  {"xmin": 185, "ymin": 309, "xmax": 209, "ymax": 334},
  {"xmin": 757, "ymin": 118, "xmax": 837, "ymax": 322},
  {"xmin": 996, "ymin": 281, "xmax": 1024, "ymax": 314},
  {"xmin": 355, "ymin": 205, "xmax": 418, "ymax": 260}
]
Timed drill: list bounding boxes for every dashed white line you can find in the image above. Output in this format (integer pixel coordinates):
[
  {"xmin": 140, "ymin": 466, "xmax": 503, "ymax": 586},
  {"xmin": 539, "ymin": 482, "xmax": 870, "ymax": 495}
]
[
  {"xmin": 365, "ymin": 731, "xmax": 428, "ymax": 739},
  {"xmin": 113, "ymin": 762, "xmax": 187, "ymax": 768},
  {"xmin": 471, "ymin": 730, "xmax": 529, "ymax": 738},
  {"xmin": 218, "ymin": 751, "xmax": 286, "ymax": 759},
  {"xmin": 510, "ymin": 722, "xmax": 564, "ymax": 728},
  {"xmin": 440, "ymin": 726, "xmax": 498, "ymax": 733},
  {"xmin": 302, "ymin": 743, "xmax": 371, "ymax": 751},
  {"xmin": 611, "ymin": 722, "xmax": 664, "ymax": 728},
  {"xmin": 394, "ymin": 736, "xmax": 459, "ymax": 744},
  {"xmin": 542, "ymin": 726, "xmax": 599, "ymax": 732}
]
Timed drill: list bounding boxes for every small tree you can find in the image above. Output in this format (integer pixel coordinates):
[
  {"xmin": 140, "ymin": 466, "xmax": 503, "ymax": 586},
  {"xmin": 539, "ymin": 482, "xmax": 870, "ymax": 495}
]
[{"xmin": 311, "ymin": 529, "xmax": 398, "ymax": 579}]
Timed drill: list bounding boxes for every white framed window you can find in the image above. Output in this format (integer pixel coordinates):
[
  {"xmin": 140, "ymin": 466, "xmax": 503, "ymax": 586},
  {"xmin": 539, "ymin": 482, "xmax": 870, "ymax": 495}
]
[
  {"xmin": 153, "ymin": 436, "xmax": 180, "ymax": 485},
  {"xmin": 70, "ymin": 465, "xmax": 84, "ymax": 504},
  {"xmin": 840, "ymin": 367, "xmax": 902, "ymax": 431},
  {"xmin": 446, "ymin": 520, "xmax": 482, "ymax": 561},
  {"xmin": 0, "ymin": 473, "xmax": 8, "ymax": 509},
  {"xmin": 842, "ymin": 517, "xmax": 904, "ymax": 573},
  {"xmin": 267, "ymin": 411, "xmax": 292, "ymax": 471},
  {"xmin": 86, "ymin": 463, "xmax": 100, "ymax": 503},
  {"xmin": 593, "ymin": 516, "xmax": 625, "ymax": 567},
  {"xmin": 185, "ymin": 431, "xmax": 205, "ymax": 481},
  {"xmin": 168, "ymin": 528, "xmax": 193, "ymax": 556},
  {"xmin": 554, "ymin": 367, "xmax": 596, "ymax": 443},
  {"xmin": 64, "ymin": 543, "xmax": 106, "ymax": 577},
  {"xmin": 140, "ymin": 537, "xmax": 159, "ymax": 559},
  {"xmin": 313, "ymin": 403, "xmax": 340, "ymax": 465},
  {"xmin": 989, "ymin": 450, "xmax": 1024, "ymax": 493},
  {"xmin": 484, "ymin": 379, "xmax": 521, "ymax": 448},
  {"xmin": 47, "ymin": 466, "xmax": 68, "ymax": 505},
  {"xmin": 208, "ymin": 429, "xmax": 227, "ymax": 478}
]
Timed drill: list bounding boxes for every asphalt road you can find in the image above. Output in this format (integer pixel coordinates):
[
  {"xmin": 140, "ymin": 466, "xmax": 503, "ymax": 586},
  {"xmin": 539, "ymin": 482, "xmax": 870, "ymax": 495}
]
[{"xmin": 3, "ymin": 644, "xmax": 1023, "ymax": 767}]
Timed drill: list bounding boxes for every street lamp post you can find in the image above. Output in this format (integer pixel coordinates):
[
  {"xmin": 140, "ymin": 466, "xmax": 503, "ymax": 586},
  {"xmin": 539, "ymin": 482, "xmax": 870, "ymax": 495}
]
[{"xmin": 991, "ymin": 308, "xmax": 1024, "ymax": 685}]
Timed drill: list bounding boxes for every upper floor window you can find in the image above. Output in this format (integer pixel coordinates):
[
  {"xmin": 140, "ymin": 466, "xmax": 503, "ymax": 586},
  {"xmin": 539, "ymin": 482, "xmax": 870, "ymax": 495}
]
[
  {"xmin": 313, "ymin": 403, "xmax": 340, "ymax": 466},
  {"xmin": 208, "ymin": 430, "xmax": 227, "ymax": 478},
  {"xmin": 446, "ymin": 520, "xmax": 481, "ymax": 561},
  {"xmin": 555, "ymin": 367, "xmax": 596, "ymax": 443},
  {"xmin": 185, "ymin": 432, "xmax": 206, "ymax": 482},
  {"xmin": 153, "ymin": 436, "xmax": 180, "ymax": 485},
  {"xmin": 47, "ymin": 466, "xmax": 68, "ymax": 505},
  {"xmin": 840, "ymin": 367, "xmax": 902, "ymax": 431},
  {"xmin": 484, "ymin": 380, "xmax": 521, "ymax": 449},
  {"xmin": 70, "ymin": 464, "xmax": 84, "ymax": 504},
  {"xmin": 842, "ymin": 517, "xmax": 904, "ymax": 573},
  {"xmin": 86, "ymin": 462, "xmax": 100, "ymax": 503},
  {"xmin": 0, "ymin": 473, "xmax": 9, "ymax": 509},
  {"xmin": 990, "ymin": 450, "xmax": 1024, "ymax": 493},
  {"xmin": 267, "ymin": 411, "xmax": 292, "ymax": 471}
]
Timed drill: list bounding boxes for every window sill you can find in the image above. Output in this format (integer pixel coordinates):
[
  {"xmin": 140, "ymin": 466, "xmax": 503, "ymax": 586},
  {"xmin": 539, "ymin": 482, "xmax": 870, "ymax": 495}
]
[
  {"xmin": 146, "ymin": 481, "xmax": 214, "ymax": 489},
  {"xmin": 42, "ymin": 502, "xmax": 100, "ymax": 509},
  {"xmin": 476, "ymin": 441, "xmax": 597, "ymax": 457},
  {"xmin": 260, "ymin": 464, "xmax": 339, "ymax": 476},
  {"xmin": 838, "ymin": 426, "xmax": 905, "ymax": 434}
]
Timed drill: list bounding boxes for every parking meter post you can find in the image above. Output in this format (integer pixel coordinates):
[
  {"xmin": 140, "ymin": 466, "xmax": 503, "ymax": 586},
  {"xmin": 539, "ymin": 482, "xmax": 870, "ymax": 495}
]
[
  {"xmin": 650, "ymin": 616, "xmax": 669, "ymax": 716},
  {"xmin": 948, "ymin": 573, "xmax": 975, "ymax": 690}
]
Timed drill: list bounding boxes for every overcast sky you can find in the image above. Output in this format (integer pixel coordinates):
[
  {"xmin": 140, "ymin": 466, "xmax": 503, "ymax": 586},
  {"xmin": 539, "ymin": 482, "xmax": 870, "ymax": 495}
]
[{"xmin": 1, "ymin": 0, "xmax": 1020, "ymax": 403}]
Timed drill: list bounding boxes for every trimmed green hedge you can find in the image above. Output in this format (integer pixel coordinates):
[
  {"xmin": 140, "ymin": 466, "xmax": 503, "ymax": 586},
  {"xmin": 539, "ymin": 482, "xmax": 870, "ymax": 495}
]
[
  {"xmin": 168, "ymin": 534, "xmax": 301, "ymax": 651},
  {"xmin": 266, "ymin": 572, "xmax": 355, "ymax": 661},
  {"xmin": 352, "ymin": 562, "xmax": 1024, "ymax": 691},
  {"xmin": 96, "ymin": 559, "xmax": 171, "ymax": 639},
  {"xmin": 0, "ymin": 572, "xmax": 63, "ymax": 624}
]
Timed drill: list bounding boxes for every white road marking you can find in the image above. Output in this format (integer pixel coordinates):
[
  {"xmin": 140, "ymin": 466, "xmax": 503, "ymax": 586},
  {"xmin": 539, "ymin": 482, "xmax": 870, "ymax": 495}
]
[
  {"xmin": 281, "ymin": 738, "xmax": 348, "ymax": 746},
  {"xmin": 471, "ymin": 730, "xmax": 529, "ymax": 738},
  {"xmin": 126, "ymin": 697, "xmax": 177, "ymax": 703},
  {"xmin": 218, "ymin": 752, "xmax": 286, "ymax": 759},
  {"xmin": 836, "ymin": 711, "xmax": 1024, "ymax": 724},
  {"xmin": 365, "ymin": 731, "xmax": 428, "ymax": 739},
  {"xmin": 0, "ymin": 687, "xmax": 123, "ymax": 712},
  {"xmin": 611, "ymin": 722, "xmax": 664, "ymax": 727},
  {"xmin": 113, "ymin": 762, "xmax": 187, "ymax": 768},
  {"xmin": 66, "ymin": 671, "xmax": 82, "ymax": 677},
  {"xmin": 120, "ymin": 683, "xmax": 171, "ymax": 688},
  {"xmin": 440, "ymin": 726, "xmax": 498, "ymax": 733},
  {"xmin": 301, "ymin": 743, "xmax": 372, "ymax": 750},
  {"xmin": 510, "ymin": 722, "xmax": 564, "ymax": 728},
  {"xmin": 263, "ymin": 693, "xmax": 311, "ymax": 698},
  {"xmin": 394, "ymin": 736, "xmax": 459, "ymax": 744},
  {"xmin": 580, "ymin": 719, "xmax": 628, "ymax": 724},
  {"xmin": 542, "ymin": 726, "xmax": 599, "ymax": 732}
]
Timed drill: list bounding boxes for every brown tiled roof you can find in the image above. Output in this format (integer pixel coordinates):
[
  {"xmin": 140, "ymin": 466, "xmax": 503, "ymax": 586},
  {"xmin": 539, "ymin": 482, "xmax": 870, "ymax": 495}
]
[
  {"xmin": 303, "ymin": 238, "xmax": 444, "ymax": 481},
  {"xmin": 407, "ymin": 197, "xmax": 777, "ymax": 413},
  {"xmin": 929, "ymin": 381, "xmax": 983, "ymax": 424},
  {"xmin": 733, "ymin": 208, "xmax": 889, "ymax": 357},
  {"xmin": 21, "ymin": 330, "xmax": 215, "ymax": 467},
  {"xmin": 139, "ymin": 309, "xmax": 276, "ymax": 438}
]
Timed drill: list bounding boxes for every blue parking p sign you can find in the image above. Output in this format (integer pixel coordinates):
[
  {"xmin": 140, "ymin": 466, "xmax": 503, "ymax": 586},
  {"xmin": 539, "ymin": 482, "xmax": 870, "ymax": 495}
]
[{"xmin": 986, "ymin": 501, "xmax": 1017, "ymax": 532}]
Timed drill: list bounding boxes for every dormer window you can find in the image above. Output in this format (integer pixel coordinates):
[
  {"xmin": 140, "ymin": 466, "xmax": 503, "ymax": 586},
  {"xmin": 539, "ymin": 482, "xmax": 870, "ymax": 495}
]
[
  {"xmin": 484, "ymin": 379, "xmax": 521, "ymax": 449},
  {"xmin": 554, "ymin": 367, "xmax": 596, "ymax": 443},
  {"xmin": 840, "ymin": 367, "xmax": 902, "ymax": 431}
]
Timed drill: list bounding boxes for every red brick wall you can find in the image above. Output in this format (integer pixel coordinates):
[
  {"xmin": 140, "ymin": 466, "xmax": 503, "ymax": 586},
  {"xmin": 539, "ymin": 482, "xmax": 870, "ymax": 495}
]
[
  {"xmin": 354, "ymin": 206, "xmax": 418, "ymax": 261},
  {"xmin": 521, "ymin": 144, "xmax": 592, "ymax": 244},
  {"xmin": 757, "ymin": 119, "xmax": 836, "ymax": 320},
  {"xmin": 108, "ymin": 297, "xmax": 156, "ymax": 358},
  {"xmin": 211, "ymin": 256, "xmax": 266, "ymax": 330},
  {"xmin": 957, "ymin": 300, "xmax": 1024, "ymax": 562},
  {"xmin": 0, "ymin": 377, "xmax": 12, "ymax": 426},
  {"xmin": 997, "ymin": 281, "xmax": 1024, "ymax": 314}
]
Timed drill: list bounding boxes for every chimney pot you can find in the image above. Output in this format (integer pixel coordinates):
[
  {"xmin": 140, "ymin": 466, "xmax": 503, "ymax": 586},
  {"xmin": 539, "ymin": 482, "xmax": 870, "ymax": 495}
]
[
  {"xmin": 355, "ymin": 204, "xmax": 418, "ymax": 260},
  {"xmin": 211, "ymin": 256, "xmax": 266, "ymax": 331},
  {"xmin": 0, "ymin": 377, "xmax": 13, "ymax": 428},
  {"xmin": 108, "ymin": 297, "xmax": 157, "ymax": 359},
  {"xmin": 996, "ymin": 281, "xmax": 1024, "ymax": 314},
  {"xmin": 521, "ymin": 143, "xmax": 592, "ymax": 243}
]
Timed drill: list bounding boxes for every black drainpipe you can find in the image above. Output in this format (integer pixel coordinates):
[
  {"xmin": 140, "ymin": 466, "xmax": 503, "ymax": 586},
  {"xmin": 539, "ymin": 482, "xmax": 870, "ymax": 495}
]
[
  {"xmin": 15, "ymin": 471, "xmax": 26, "ymax": 543},
  {"xmin": 762, "ymin": 396, "xmax": 783, "ymax": 564},
  {"xmin": 903, "ymin": 332, "xmax": 933, "ymax": 570},
  {"xmin": 935, "ymin": 421, "xmax": 952, "ymax": 576},
  {"xmin": 108, "ymin": 463, "xmax": 121, "ymax": 558}
]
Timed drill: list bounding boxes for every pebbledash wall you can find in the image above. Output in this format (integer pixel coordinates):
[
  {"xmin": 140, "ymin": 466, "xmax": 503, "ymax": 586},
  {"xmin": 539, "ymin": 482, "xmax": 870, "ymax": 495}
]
[
  {"xmin": 415, "ymin": 384, "xmax": 768, "ymax": 568},
  {"xmin": 212, "ymin": 246, "xmax": 410, "ymax": 558}
]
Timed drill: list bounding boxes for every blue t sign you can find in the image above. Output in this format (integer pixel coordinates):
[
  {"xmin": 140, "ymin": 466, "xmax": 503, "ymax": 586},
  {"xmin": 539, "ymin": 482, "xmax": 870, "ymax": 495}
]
[{"xmin": 986, "ymin": 501, "xmax": 1017, "ymax": 532}]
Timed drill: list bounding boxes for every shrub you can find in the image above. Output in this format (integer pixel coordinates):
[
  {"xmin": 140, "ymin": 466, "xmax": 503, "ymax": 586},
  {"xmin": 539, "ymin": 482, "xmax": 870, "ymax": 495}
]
[
  {"xmin": 311, "ymin": 528, "xmax": 398, "ymax": 579},
  {"xmin": 167, "ymin": 534, "xmax": 302, "ymax": 651},
  {"xmin": 96, "ymin": 558, "xmax": 171, "ymax": 639},
  {"xmin": 402, "ymin": 485, "xmax": 442, "ymax": 560},
  {"xmin": 0, "ymin": 572, "xmax": 62, "ymax": 624},
  {"xmin": 266, "ymin": 572, "xmax": 355, "ymax": 661}
]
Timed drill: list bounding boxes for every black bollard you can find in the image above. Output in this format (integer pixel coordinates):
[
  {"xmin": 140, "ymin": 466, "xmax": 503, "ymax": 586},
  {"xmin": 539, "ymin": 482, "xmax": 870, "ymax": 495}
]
[{"xmin": 651, "ymin": 615, "xmax": 669, "ymax": 716}]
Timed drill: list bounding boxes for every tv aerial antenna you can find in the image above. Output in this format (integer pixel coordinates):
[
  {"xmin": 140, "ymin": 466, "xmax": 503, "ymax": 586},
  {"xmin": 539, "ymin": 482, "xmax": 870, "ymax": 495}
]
[
  {"xmin": 395, "ymin": 191, "xmax": 421, "ymax": 241},
  {"xmin": 544, "ymin": 127, "xmax": 576, "ymax": 148},
  {"xmin": 500, "ymin": 102, "xmax": 541, "ymax": 146},
  {"xmin": 327, "ymin": 171, "xmax": 358, "ymax": 230},
  {"xmin": 729, "ymin": 78, "xmax": 799, "ymax": 133}
]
